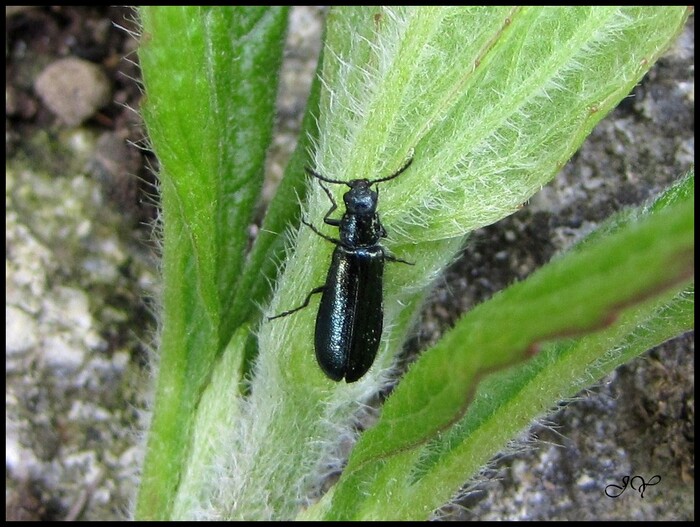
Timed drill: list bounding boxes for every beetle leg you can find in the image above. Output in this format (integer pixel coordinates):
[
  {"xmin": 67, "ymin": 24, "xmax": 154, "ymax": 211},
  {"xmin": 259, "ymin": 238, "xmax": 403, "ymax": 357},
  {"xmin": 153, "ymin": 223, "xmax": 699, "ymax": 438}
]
[
  {"xmin": 384, "ymin": 252, "xmax": 414, "ymax": 265},
  {"xmin": 302, "ymin": 218, "xmax": 342, "ymax": 246},
  {"xmin": 268, "ymin": 285, "xmax": 325, "ymax": 320},
  {"xmin": 317, "ymin": 180, "xmax": 341, "ymax": 227}
]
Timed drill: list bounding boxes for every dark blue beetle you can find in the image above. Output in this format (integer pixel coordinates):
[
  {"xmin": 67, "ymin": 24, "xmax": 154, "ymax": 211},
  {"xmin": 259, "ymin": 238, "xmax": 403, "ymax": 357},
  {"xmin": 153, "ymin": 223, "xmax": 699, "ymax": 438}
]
[{"xmin": 269, "ymin": 158, "xmax": 413, "ymax": 382}]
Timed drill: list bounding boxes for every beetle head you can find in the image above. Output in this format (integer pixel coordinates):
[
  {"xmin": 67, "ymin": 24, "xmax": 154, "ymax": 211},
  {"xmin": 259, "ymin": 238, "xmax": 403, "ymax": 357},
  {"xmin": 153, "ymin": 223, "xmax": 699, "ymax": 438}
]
[{"xmin": 344, "ymin": 180, "xmax": 377, "ymax": 215}]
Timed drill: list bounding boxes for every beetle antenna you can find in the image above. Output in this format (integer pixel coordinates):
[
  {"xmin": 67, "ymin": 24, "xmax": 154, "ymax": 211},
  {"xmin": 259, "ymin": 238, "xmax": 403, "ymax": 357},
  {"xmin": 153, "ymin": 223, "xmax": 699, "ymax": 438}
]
[
  {"xmin": 305, "ymin": 167, "xmax": 348, "ymax": 186},
  {"xmin": 367, "ymin": 157, "xmax": 413, "ymax": 186},
  {"xmin": 306, "ymin": 156, "xmax": 413, "ymax": 187}
]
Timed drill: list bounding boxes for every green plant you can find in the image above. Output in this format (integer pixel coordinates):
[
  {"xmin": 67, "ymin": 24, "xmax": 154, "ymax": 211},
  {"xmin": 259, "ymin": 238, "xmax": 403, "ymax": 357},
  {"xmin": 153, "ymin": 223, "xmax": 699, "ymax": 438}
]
[{"xmin": 134, "ymin": 6, "xmax": 693, "ymax": 520}]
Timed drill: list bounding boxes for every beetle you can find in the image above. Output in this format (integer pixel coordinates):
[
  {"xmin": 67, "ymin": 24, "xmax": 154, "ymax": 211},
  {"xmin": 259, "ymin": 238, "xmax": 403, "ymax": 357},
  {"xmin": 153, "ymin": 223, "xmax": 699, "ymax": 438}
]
[{"xmin": 269, "ymin": 158, "xmax": 414, "ymax": 382}]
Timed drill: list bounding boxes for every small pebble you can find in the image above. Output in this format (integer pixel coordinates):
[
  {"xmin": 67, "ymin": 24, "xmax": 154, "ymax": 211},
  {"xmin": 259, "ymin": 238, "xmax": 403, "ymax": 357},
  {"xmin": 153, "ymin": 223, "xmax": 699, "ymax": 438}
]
[{"xmin": 34, "ymin": 57, "xmax": 111, "ymax": 126}]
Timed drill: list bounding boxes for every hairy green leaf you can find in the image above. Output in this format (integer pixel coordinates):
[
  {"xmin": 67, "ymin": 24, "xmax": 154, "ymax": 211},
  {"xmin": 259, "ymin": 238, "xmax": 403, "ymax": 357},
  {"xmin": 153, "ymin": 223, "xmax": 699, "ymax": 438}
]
[
  {"xmin": 136, "ymin": 7, "xmax": 288, "ymax": 519},
  {"xmin": 323, "ymin": 175, "xmax": 693, "ymax": 519}
]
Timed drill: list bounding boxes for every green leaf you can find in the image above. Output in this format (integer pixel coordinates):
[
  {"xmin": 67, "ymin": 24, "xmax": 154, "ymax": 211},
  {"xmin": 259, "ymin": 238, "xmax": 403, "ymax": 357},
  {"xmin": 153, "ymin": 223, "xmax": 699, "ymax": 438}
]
[
  {"xmin": 312, "ymin": 7, "xmax": 690, "ymax": 242},
  {"xmin": 256, "ymin": 6, "xmax": 690, "ymax": 521},
  {"xmin": 226, "ymin": 52, "xmax": 323, "ymax": 366},
  {"xmin": 263, "ymin": 7, "xmax": 690, "ymax": 398},
  {"xmin": 322, "ymin": 174, "xmax": 694, "ymax": 520},
  {"xmin": 135, "ymin": 7, "xmax": 288, "ymax": 519},
  {"xmin": 172, "ymin": 325, "xmax": 248, "ymax": 517}
]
